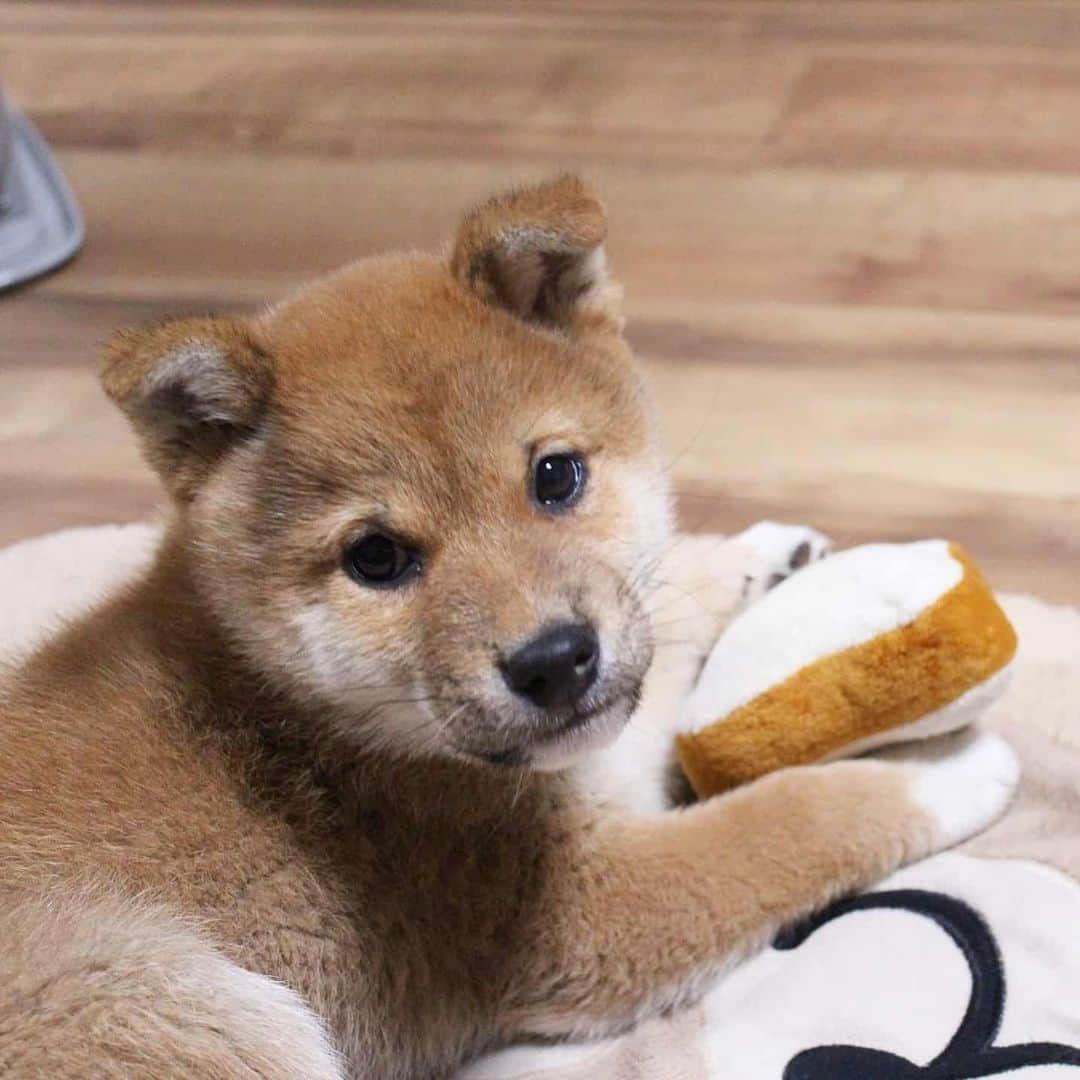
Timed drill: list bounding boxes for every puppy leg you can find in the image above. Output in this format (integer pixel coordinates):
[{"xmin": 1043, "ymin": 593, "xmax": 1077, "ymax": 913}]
[
  {"xmin": 0, "ymin": 888, "xmax": 344, "ymax": 1079},
  {"xmin": 515, "ymin": 729, "xmax": 1018, "ymax": 1040}
]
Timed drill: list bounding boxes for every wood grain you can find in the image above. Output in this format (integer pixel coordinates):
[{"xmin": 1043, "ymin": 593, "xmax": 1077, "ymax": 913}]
[{"xmin": 1, "ymin": 1, "xmax": 1077, "ymax": 600}]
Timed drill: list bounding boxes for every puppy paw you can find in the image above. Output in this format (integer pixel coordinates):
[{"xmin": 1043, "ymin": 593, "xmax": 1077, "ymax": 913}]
[
  {"xmin": 884, "ymin": 728, "xmax": 1020, "ymax": 849},
  {"xmin": 734, "ymin": 521, "xmax": 832, "ymax": 605}
]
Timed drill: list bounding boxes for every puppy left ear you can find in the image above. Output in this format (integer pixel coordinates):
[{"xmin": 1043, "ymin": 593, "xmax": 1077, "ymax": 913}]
[
  {"xmin": 450, "ymin": 175, "xmax": 620, "ymax": 333},
  {"xmin": 100, "ymin": 315, "xmax": 273, "ymax": 502}
]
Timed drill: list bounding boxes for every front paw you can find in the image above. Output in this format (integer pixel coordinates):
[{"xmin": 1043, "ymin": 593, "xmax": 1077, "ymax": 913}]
[
  {"xmin": 734, "ymin": 521, "xmax": 832, "ymax": 605},
  {"xmin": 883, "ymin": 728, "xmax": 1020, "ymax": 850}
]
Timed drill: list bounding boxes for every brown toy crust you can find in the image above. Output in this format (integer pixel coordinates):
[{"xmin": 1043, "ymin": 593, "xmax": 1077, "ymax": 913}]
[{"xmin": 677, "ymin": 544, "xmax": 1017, "ymax": 798}]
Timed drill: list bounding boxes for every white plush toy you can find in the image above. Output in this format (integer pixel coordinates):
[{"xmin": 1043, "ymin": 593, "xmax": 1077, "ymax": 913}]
[{"xmin": 676, "ymin": 540, "xmax": 1017, "ymax": 798}]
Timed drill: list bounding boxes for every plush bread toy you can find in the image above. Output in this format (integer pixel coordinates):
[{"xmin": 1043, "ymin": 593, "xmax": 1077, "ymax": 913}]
[{"xmin": 676, "ymin": 540, "xmax": 1018, "ymax": 799}]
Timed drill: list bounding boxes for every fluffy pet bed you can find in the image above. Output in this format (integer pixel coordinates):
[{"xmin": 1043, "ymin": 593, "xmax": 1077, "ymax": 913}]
[{"xmin": 3, "ymin": 524, "xmax": 1079, "ymax": 1079}]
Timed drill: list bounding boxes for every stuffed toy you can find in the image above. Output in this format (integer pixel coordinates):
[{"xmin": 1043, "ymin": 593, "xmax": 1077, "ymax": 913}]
[{"xmin": 676, "ymin": 540, "xmax": 1018, "ymax": 799}]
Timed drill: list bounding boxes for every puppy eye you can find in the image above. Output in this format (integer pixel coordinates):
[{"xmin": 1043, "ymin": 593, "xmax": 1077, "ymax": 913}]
[
  {"xmin": 533, "ymin": 453, "xmax": 586, "ymax": 510},
  {"xmin": 344, "ymin": 533, "xmax": 420, "ymax": 588}
]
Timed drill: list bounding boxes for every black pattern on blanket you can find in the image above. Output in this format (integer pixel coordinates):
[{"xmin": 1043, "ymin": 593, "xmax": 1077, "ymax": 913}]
[{"xmin": 776, "ymin": 889, "xmax": 1080, "ymax": 1078}]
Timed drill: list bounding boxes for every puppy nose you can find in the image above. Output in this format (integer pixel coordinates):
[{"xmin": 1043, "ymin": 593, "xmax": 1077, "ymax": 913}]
[{"xmin": 501, "ymin": 622, "xmax": 600, "ymax": 710}]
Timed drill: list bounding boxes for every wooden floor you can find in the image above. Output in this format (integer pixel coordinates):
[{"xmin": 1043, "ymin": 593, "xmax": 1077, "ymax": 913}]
[{"xmin": 2, "ymin": 1, "xmax": 1078, "ymax": 601}]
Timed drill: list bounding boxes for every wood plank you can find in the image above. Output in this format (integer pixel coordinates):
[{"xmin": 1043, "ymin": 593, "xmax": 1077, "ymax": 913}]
[
  {"xmin": 8, "ymin": 2, "xmax": 1080, "ymax": 53},
  {"xmin": 0, "ymin": 27, "xmax": 799, "ymax": 167},
  {"xmin": 12, "ymin": 11, "xmax": 1080, "ymax": 175},
  {"xmin": 773, "ymin": 55, "xmax": 1080, "ymax": 172},
  {"xmin": 17, "ymin": 149, "xmax": 1080, "ymax": 325}
]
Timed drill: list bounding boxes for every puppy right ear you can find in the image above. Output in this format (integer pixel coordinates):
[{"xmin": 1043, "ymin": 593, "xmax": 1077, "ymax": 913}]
[
  {"xmin": 450, "ymin": 175, "xmax": 621, "ymax": 334},
  {"xmin": 100, "ymin": 316, "xmax": 273, "ymax": 502}
]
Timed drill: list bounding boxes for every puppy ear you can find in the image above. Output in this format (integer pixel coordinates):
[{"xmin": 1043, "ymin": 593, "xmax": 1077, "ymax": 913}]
[
  {"xmin": 100, "ymin": 316, "xmax": 273, "ymax": 501},
  {"xmin": 450, "ymin": 175, "xmax": 620, "ymax": 333}
]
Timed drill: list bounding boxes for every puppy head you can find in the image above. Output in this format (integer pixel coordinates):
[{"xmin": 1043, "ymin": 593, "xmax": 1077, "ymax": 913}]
[{"xmin": 102, "ymin": 177, "xmax": 672, "ymax": 769}]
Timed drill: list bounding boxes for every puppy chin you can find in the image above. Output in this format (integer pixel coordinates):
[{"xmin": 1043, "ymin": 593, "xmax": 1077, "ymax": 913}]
[{"xmin": 523, "ymin": 702, "xmax": 633, "ymax": 772}]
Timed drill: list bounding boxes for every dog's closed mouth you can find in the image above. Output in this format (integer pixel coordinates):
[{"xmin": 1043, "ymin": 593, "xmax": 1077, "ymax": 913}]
[
  {"xmin": 525, "ymin": 693, "xmax": 623, "ymax": 749},
  {"xmin": 469, "ymin": 693, "xmax": 631, "ymax": 767},
  {"xmin": 543, "ymin": 702, "xmax": 605, "ymax": 738},
  {"xmin": 469, "ymin": 712, "xmax": 600, "ymax": 768}
]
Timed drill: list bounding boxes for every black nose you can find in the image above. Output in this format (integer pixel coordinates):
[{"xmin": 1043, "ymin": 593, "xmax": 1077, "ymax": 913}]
[{"xmin": 501, "ymin": 622, "xmax": 600, "ymax": 710}]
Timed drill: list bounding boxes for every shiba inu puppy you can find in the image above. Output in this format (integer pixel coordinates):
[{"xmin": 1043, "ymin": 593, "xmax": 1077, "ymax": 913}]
[{"xmin": 0, "ymin": 177, "xmax": 1018, "ymax": 1079}]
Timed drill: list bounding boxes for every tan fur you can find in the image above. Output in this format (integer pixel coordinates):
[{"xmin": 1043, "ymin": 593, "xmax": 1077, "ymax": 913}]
[
  {"xmin": 0, "ymin": 179, "xmax": 999, "ymax": 1078},
  {"xmin": 0, "ymin": 889, "xmax": 343, "ymax": 1079}
]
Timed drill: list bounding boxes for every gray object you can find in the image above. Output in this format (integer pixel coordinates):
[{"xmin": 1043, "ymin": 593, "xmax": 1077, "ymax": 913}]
[{"xmin": 0, "ymin": 93, "xmax": 84, "ymax": 292}]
